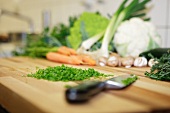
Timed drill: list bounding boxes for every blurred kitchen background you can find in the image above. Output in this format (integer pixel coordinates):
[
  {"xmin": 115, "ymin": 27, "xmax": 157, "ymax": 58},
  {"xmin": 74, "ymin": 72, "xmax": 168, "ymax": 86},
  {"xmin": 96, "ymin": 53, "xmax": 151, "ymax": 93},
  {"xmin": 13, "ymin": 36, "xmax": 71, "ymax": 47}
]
[{"xmin": 0, "ymin": 0, "xmax": 170, "ymax": 57}]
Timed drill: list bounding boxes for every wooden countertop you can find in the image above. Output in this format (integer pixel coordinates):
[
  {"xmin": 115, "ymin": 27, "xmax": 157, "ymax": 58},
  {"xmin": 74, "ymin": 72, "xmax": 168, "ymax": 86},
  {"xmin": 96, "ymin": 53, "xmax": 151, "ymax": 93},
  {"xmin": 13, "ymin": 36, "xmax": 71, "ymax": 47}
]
[{"xmin": 0, "ymin": 57, "xmax": 170, "ymax": 113}]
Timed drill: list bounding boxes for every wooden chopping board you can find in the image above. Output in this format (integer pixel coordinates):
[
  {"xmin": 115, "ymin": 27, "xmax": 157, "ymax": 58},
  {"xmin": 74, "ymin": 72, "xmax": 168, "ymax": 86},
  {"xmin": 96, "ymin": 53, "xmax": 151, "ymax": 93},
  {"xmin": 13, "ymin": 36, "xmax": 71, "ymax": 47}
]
[{"xmin": 0, "ymin": 56, "xmax": 170, "ymax": 113}]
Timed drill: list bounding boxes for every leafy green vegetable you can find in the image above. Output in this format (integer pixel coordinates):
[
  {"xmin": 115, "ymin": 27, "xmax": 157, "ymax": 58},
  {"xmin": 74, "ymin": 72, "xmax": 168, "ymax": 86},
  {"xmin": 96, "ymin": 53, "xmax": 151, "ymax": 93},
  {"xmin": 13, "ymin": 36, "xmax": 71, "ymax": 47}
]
[
  {"xmin": 27, "ymin": 65, "xmax": 112, "ymax": 81},
  {"xmin": 68, "ymin": 12, "xmax": 109, "ymax": 49},
  {"xmin": 147, "ymin": 35, "xmax": 160, "ymax": 50},
  {"xmin": 13, "ymin": 33, "xmax": 60, "ymax": 57},
  {"xmin": 145, "ymin": 53, "xmax": 170, "ymax": 81},
  {"xmin": 80, "ymin": 21, "xmax": 89, "ymax": 41},
  {"xmin": 13, "ymin": 16, "xmax": 78, "ymax": 57},
  {"xmin": 19, "ymin": 47, "xmax": 58, "ymax": 57}
]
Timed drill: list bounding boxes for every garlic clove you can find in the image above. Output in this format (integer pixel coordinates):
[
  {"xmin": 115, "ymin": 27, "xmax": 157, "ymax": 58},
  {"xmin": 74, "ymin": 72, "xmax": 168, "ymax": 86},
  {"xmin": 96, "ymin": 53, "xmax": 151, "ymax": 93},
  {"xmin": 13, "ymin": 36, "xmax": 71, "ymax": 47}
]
[
  {"xmin": 98, "ymin": 56, "xmax": 107, "ymax": 66},
  {"xmin": 134, "ymin": 57, "xmax": 147, "ymax": 67},
  {"xmin": 148, "ymin": 59, "xmax": 158, "ymax": 67},
  {"xmin": 120, "ymin": 56, "xmax": 134, "ymax": 67},
  {"xmin": 107, "ymin": 55, "xmax": 119, "ymax": 67}
]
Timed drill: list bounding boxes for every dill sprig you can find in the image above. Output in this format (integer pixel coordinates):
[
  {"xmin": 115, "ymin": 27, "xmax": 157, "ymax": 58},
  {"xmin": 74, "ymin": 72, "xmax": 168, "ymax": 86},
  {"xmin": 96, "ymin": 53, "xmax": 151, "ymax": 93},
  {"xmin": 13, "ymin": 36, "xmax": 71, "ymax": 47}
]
[
  {"xmin": 145, "ymin": 53, "xmax": 170, "ymax": 81},
  {"xmin": 27, "ymin": 65, "xmax": 112, "ymax": 82}
]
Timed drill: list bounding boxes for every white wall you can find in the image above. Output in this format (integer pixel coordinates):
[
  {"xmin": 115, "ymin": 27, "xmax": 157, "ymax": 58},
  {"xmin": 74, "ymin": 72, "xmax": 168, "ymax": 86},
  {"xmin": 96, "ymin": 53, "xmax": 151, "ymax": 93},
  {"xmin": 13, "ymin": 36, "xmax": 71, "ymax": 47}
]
[
  {"xmin": 148, "ymin": 0, "xmax": 170, "ymax": 47},
  {"xmin": 0, "ymin": 0, "xmax": 170, "ymax": 47}
]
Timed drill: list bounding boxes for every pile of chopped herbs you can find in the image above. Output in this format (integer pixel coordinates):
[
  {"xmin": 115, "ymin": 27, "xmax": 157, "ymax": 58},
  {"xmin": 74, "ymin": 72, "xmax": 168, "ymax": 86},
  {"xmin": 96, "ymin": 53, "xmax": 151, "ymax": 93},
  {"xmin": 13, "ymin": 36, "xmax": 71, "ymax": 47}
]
[
  {"xmin": 27, "ymin": 65, "xmax": 112, "ymax": 81},
  {"xmin": 145, "ymin": 53, "xmax": 170, "ymax": 81}
]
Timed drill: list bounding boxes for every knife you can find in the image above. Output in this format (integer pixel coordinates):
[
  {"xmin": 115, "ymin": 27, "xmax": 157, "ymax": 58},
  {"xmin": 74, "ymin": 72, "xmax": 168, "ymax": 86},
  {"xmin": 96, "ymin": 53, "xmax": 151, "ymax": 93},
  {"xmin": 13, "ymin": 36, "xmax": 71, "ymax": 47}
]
[{"xmin": 65, "ymin": 74, "xmax": 137, "ymax": 103}]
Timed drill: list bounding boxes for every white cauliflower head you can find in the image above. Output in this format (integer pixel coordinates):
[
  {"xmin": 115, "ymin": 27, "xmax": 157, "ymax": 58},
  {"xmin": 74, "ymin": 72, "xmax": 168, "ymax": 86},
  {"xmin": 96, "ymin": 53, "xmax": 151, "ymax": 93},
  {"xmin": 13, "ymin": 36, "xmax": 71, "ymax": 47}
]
[{"xmin": 114, "ymin": 18, "xmax": 161, "ymax": 57}]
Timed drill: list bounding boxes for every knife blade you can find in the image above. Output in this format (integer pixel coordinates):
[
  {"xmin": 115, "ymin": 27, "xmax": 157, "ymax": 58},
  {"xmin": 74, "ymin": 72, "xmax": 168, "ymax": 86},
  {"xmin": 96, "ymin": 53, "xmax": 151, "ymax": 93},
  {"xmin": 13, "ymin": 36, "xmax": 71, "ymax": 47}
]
[{"xmin": 65, "ymin": 74, "xmax": 137, "ymax": 103}]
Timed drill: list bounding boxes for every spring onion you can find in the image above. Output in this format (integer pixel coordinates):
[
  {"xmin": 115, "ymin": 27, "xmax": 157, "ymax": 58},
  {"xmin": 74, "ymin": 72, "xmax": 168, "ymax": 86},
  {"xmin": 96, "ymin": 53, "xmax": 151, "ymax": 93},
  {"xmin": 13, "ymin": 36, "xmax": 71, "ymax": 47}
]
[{"xmin": 77, "ymin": 0, "xmax": 151, "ymax": 60}]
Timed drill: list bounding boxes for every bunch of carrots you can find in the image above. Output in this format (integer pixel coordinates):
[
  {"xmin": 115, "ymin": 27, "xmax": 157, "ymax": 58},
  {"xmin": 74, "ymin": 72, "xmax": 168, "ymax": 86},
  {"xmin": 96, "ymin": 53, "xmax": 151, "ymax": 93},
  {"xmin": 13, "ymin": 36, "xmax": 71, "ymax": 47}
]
[{"xmin": 46, "ymin": 46, "xmax": 96, "ymax": 66}]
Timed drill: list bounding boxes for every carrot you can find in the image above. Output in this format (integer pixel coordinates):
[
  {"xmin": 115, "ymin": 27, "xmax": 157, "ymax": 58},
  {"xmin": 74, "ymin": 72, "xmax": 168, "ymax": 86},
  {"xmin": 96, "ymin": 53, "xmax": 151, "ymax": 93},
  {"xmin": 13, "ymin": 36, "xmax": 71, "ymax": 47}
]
[
  {"xmin": 57, "ymin": 46, "xmax": 77, "ymax": 55},
  {"xmin": 46, "ymin": 52, "xmax": 83, "ymax": 65},
  {"xmin": 62, "ymin": 46, "xmax": 77, "ymax": 55},
  {"xmin": 77, "ymin": 54, "xmax": 96, "ymax": 66},
  {"xmin": 57, "ymin": 46, "xmax": 71, "ymax": 56}
]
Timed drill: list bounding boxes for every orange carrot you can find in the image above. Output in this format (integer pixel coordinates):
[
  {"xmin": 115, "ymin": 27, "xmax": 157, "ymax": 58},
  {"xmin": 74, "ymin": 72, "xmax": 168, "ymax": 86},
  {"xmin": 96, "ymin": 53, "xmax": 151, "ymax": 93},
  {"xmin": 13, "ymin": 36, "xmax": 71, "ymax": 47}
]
[
  {"xmin": 57, "ymin": 46, "xmax": 77, "ymax": 56},
  {"xmin": 57, "ymin": 46, "xmax": 71, "ymax": 56},
  {"xmin": 62, "ymin": 46, "xmax": 77, "ymax": 55},
  {"xmin": 77, "ymin": 54, "xmax": 96, "ymax": 66},
  {"xmin": 46, "ymin": 52, "xmax": 83, "ymax": 65}
]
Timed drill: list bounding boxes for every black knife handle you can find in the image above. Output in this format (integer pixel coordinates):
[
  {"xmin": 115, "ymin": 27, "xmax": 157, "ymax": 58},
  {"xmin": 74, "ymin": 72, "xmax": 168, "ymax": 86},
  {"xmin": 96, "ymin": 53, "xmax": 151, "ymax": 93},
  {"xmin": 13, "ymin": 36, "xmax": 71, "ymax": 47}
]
[{"xmin": 65, "ymin": 81, "xmax": 105, "ymax": 103}]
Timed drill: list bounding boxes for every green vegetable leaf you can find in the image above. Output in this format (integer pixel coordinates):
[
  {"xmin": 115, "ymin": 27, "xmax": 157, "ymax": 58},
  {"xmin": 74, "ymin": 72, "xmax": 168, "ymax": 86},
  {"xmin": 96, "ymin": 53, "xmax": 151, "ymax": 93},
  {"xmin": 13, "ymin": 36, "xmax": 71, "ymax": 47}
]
[
  {"xmin": 13, "ymin": 15, "xmax": 78, "ymax": 57},
  {"xmin": 80, "ymin": 21, "xmax": 89, "ymax": 41},
  {"xmin": 147, "ymin": 35, "xmax": 160, "ymax": 50},
  {"xmin": 68, "ymin": 12, "xmax": 109, "ymax": 49}
]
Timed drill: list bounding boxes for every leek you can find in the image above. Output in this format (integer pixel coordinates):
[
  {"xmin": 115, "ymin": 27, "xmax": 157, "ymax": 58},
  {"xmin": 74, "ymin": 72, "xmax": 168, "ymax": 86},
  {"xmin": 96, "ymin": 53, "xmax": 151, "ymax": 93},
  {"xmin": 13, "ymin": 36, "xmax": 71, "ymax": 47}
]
[{"xmin": 77, "ymin": 0, "xmax": 151, "ymax": 60}]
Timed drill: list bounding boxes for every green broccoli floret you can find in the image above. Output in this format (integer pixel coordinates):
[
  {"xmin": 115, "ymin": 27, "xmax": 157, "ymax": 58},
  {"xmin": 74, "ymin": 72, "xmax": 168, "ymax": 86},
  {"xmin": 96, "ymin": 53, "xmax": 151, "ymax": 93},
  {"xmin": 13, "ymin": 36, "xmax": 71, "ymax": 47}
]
[{"xmin": 68, "ymin": 12, "xmax": 109, "ymax": 49}]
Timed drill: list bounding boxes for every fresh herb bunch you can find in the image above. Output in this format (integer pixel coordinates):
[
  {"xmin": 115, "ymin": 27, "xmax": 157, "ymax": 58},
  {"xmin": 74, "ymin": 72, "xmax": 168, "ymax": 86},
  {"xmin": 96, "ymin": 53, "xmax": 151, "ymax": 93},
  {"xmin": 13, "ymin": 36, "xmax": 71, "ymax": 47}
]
[
  {"xmin": 27, "ymin": 65, "xmax": 112, "ymax": 81},
  {"xmin": 145, "ymin": 53, "xmax": 170, "ymax": 81},
  {"xmin": 13, "ymin": 33, "xmax": 60, "ymax": 57},
  {"xmin": 13, "ymin": 16, "xmax": 77, "ymax": 57},
  {"xmin": 50, "ymin": 16, "xmax": 77, "ymax": 46}
]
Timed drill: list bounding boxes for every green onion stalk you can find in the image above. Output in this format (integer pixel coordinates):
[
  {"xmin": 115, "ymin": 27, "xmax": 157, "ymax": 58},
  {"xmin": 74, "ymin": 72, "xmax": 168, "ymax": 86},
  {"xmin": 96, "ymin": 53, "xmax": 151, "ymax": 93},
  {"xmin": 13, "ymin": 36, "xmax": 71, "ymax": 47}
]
[{"xmin": 77, "ymin": 0, "xmax": 151, "ymax": 60}]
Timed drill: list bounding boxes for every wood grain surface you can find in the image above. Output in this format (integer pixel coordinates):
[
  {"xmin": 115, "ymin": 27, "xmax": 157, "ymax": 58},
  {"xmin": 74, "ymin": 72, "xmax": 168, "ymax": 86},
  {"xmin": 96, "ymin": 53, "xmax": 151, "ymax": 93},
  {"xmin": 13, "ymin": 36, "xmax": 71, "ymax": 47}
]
[{"xmin": 0, "ymin": 57, "xmax": 170, "ymax": 113}]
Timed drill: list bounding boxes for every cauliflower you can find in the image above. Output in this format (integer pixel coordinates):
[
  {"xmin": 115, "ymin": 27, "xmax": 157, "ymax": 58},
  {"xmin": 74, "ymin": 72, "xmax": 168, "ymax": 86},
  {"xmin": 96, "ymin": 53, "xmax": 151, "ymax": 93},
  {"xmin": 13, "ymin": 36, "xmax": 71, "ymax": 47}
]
[{"xmin": 114, "ymin": 18, "xmax": 161, "ymax": 57}]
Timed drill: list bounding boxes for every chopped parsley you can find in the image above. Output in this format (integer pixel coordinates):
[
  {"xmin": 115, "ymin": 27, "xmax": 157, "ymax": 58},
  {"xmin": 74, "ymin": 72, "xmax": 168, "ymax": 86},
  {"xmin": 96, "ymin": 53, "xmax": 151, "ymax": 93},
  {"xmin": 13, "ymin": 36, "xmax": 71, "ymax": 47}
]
[
  {"xmin": 122, "ymin": 75, "xmax": 138, "ymax": 85},
  {"xmin": 27, "ymin": 65, "xmax": 112, "ymax": 81}
]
